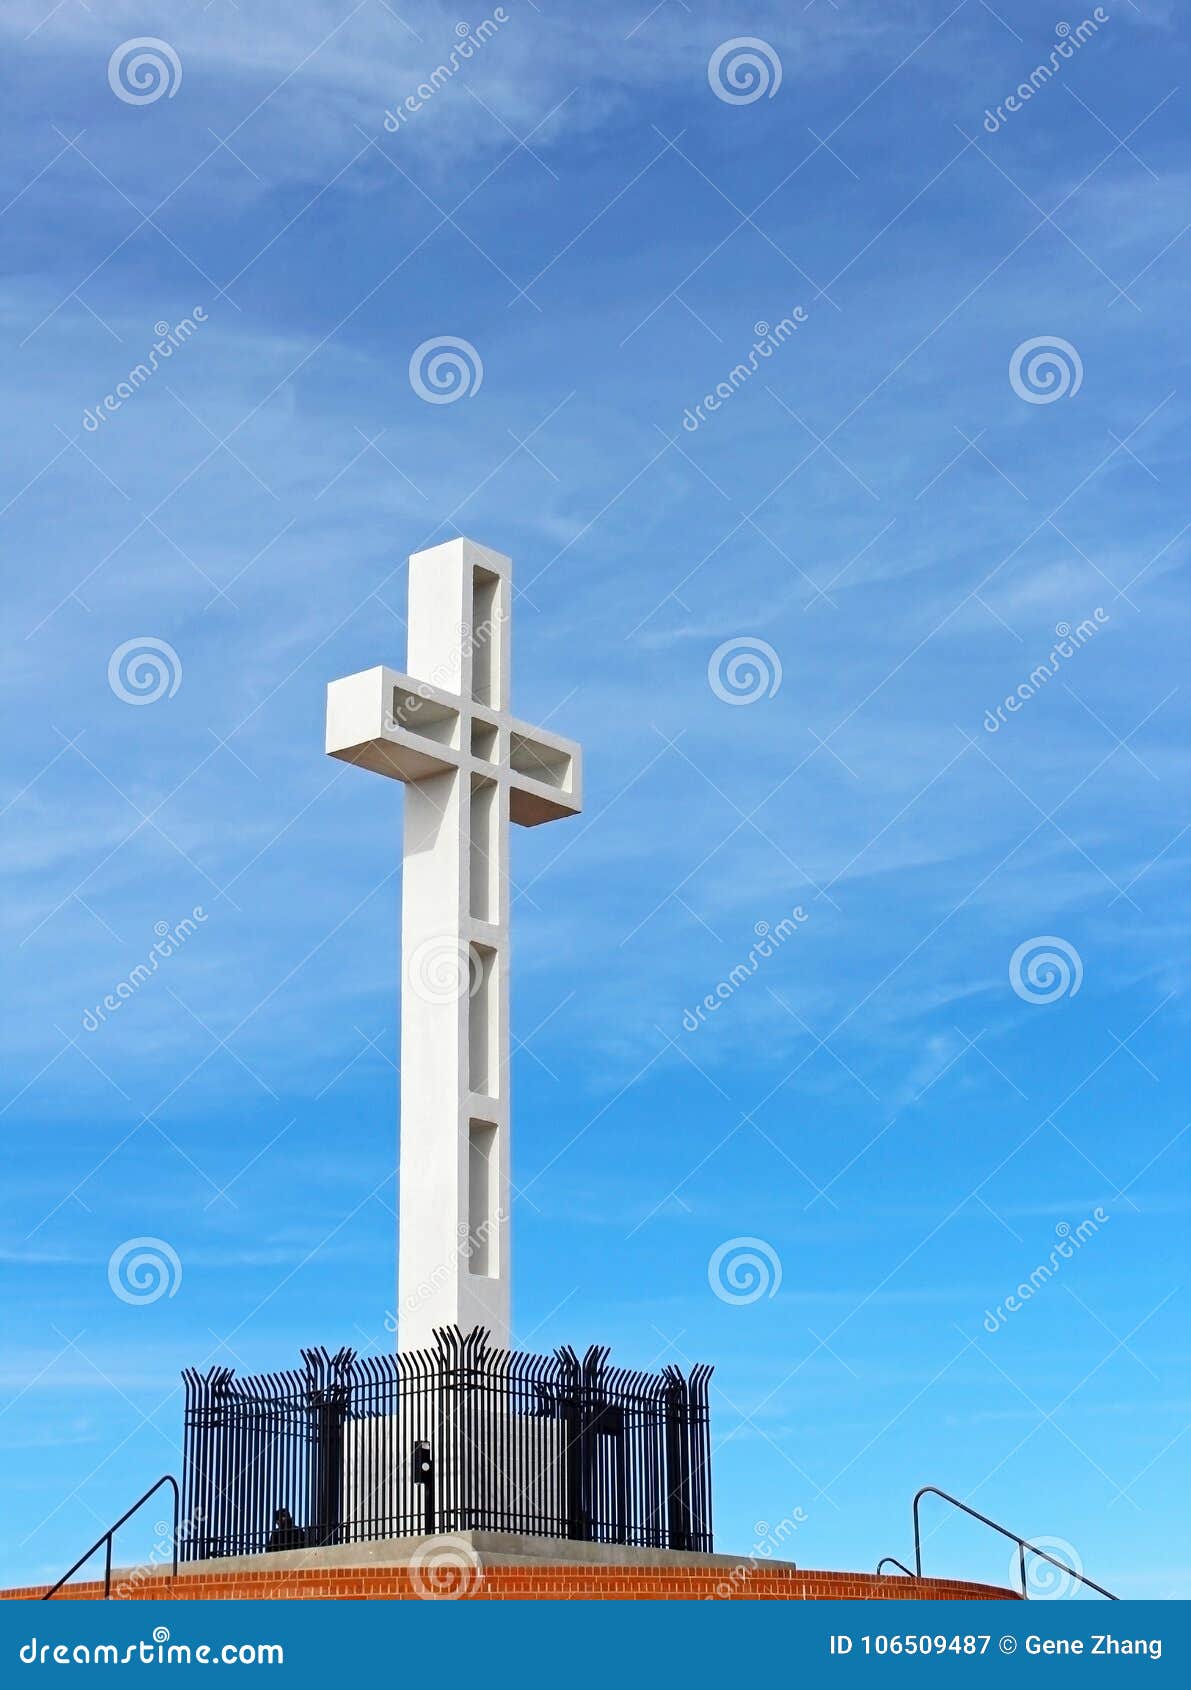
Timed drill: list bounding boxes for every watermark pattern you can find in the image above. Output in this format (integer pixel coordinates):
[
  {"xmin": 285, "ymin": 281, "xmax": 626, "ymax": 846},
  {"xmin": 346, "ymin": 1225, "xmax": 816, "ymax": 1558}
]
[
  {"xmin": 1009, "ymin": 936, "xmax": 1083, "ymax": 1004},
  {"xmin": 383, "ymin": 13, "xmax": 510, "ymax": 132},
  {"xmin": 83, "ymin": 908, "xmax": 208, "ymax": 1032},
  {"xmin": 708, "ymin": 38, "xmax": 782, "ymax": 106},
  {"xmin": 710, "ymin": 1506, "xmax": 808, "ymax": 1596},
  {"xmin": 983, "ymin": 611, "xmax": 1109, "ymax": 732},
  {"xmin": 385, "ymin": 608, "xmax": 507, "ymax": 719},
  {"xmin": 708, "ymin": 637, "xmax": 782, "ymax": 705},
  {"xmin": 682, "ymin": 909, "xmax": 808, "ymax": 1032},
  {"xmin": 108, "ymin": 38, "xmax": 183, "ymax": 106},
  {"xmin": 708, "ymin": 1236, "xmax": 782, "ymax": 1304},
  {"xmin": 108, "ymin": 1237, "xmax": 183, "ymax": 1304},
  {"xmin": 983, "ymin": 14, "xmax": 1110, "ymax": 133},
  {"xmin": 384, "ymin": 1214, "xmax": 507, "ymax": 1337},
  {"xmin": 681, "ymin": 308, "xmax": 808, "ymax": 432},
  {"xmin": 408, "ymin": 1537, "xmax": 483, "ymax": 1598},
  {"xmin": 983, "ymin": 1211, "xmax": 1109, "ymax": 1332},
  {"xmin": 1015, "ymin": 1535, "xmax": 1085, "ymax": 1598},
  {"xmin": 404, "ymin": 935, "xmax": 484, "ymax": 1005},
  {"xmin": 1009, "ymin": 335, "xmax": 1083, "ymax": 403},
  {"xmin": 108, "ymin": 637, "xmax": 182, "ymax": 705},
  {"xmin": 409, "ymin": 336, "xmax": 484, "ymax": 404},
  {"xmin": 115, "ymin": 1511, "xmax": 204, "ymax": 1598},
  {"xmin": 83, "ymin": 310, "xmax": 208, "ymax": 431}
]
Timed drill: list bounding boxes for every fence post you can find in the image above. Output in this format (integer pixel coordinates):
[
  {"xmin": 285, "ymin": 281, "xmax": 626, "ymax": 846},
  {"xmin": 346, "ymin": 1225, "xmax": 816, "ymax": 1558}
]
[
  {"xmin": 182, "ymin": 1366, "xmax": 233, "ymax": 1561},
  {"xmin": 461, "ymin": 1327, "xmax": 489, "ymax": 1530},
  {"xmin": 181, "ymin": 1370, "xmax": 204, "ymax": 1562},
  {"xmin": 687, "ymin": 1364, "xmax": 714, "ymax": 1553},
  {"xmin": 581, "ymin": 1346, "xmax": 613, "ymax": 1543},
  {"xmin": 433, "ymin": 1327, "xmax": 465, "ymax": 1534},
  {"xmin": 303, "ymin": 1349, "xmax": 349, "ymax": 1549},
  {"xmin": 662, "ymin": 1368, "xmax": 693, "ymax": 1552},
  {"xmin": 555, "ymin": 1347, "xmax": 586, "ymax": 1540}
]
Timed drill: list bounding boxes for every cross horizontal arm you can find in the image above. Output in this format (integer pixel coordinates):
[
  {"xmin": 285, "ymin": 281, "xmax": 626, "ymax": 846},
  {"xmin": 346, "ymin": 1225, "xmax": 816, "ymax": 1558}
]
[
  {"xmin": 326, "ymin": 664, "xmax": 582, "ymax": 826},
  {"xmin": 507, "ymin": 716, "xmax": 581, "ymax": 827},
  {"xmin": 326, "ymin": 665, "xmax": 462, "ymax": 784}
]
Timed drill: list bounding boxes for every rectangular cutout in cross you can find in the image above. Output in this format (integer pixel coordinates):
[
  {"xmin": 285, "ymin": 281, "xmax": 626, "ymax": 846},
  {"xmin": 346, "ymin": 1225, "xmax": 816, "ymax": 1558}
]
[
  {"xmin": 467, "ymin": 1119, "xmax": 498, "ymax": 1277},
  {"xmin": 510, "ymin": 731, "xmax": 572, "ymax": 790},
  {"xmin": 468, "ymin": 942, "xmax": 499, "ymax": 1097},
  {"xmin": 390, "ymin": 683, "xmax": 459, "ymax": 747},
  {"xmin": 470, "ymin": 718, "xmax": 498, "ymax": 762},
  {"xmin": 469, "ymin": 776, "xmax": 499, "ymax": 923},
  {"xmin": 471, "ymin": 566, "xmax": 503, "ymax": 709}
]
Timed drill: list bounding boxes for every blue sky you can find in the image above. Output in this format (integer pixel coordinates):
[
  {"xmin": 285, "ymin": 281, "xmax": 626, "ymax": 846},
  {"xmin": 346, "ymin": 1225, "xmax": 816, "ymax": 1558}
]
[{"xmin": 1, "ymin": 0, "xmax": 1188, "ymax": 1597}]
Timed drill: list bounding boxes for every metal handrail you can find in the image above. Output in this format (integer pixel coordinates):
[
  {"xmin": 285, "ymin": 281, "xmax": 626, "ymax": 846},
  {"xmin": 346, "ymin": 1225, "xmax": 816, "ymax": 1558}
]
[
  {"xmin": 877, "ymin": 1555, "xmax": 916, "ymax": 1578},
  {"xmin": 42, "ymin": 1474, "xmax": 180, "ymax": 1601},
  {"xmin": 913, "ymin": 1485, "xmax": 1117, "ymax": 1600}
]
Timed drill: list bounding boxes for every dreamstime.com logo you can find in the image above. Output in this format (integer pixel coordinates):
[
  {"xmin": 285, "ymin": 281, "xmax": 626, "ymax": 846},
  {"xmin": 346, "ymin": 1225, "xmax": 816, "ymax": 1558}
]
[
  {"xmin": 384, "ymin": 1213, "xmax": 507, "ymax": 1334},
  {"xmin": 1009, "ymin": 936, "xmax": 1083, "ymax": 1004},
  {"xmin": 710, "ymin": 1507, "xmax": 808, "ymax": 1597},
  {"xmin": 385, "ymin": 610, "xmax": 506, "ymax": 718},
  {"xmin": 83, "ymin": 907, "xmax": 208, "ymax": 1032},
  {"xmin": 708, "ymin": 38, "xmax": 782, "ymax": 105},
  {"xmin": 982, "ymin": 1211, "xmax": 1109, "ymax": 1333},
  {"xmin": 409, "ymin": 336, "xmax": 483, "ymax": 403},
  {"xmin": 83, "ymin": 310, "xmax": 207, "ymax": 431},
  {"xmin": 408, "ymin": 1538, "xmax": 483, "ymax": 1599},
  {"xmin": 708, "ymin": 1237, "xmax": 782, "ymax": 1305},
  {"xmin": 108, "ymin": 637, "xmax": 182, "ymax": 705},
  {"xmin": 982, "ymin": 611, "xmax": 1108, "ymax": 732},
  {"xmin": 20, "ymin": 1627, "xmax": 283, "ymax": 1666},
  {"xmin": 682, "ymin": 908, "xmax": 808, "ymax": 1032},
  {"xmin": 108, "ymin": 1238, "xmax": 183, "ymax": 1305},
  {"xmin": 116, "ymin": 1512, "xmax": 205, "ymax": 1598},
  {"xmin": 708, "ymin": 637, "xmax": 782, "ymax": 705},
  {"xmin": 1009, "ymin": 335, "xmax": 1083, "ymax": 403},
  {"xmin": 982, "ymin": 13, "xmax": 1110, "ymax": 134},
  {"xmin": 681, "ymin": 308, "xmax": 808, "ymax": 432},
  {"xmin": 383, "ymin": 12, "xmax": 510, "ymax": 132},
  {"xmin": 108, "ymin": 38, "xmax": 183, "ymax": 105}
]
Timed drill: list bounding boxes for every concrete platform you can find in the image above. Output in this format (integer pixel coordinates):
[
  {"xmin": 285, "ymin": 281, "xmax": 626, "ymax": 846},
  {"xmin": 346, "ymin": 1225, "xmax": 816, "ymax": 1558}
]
[
  {"xmin": 170, "ymin": 1531, "xmax": 783, "ymax": 1579},
  {"xmin": 3, "ymin": 1533, "xmax": 1019, "ymax": 1601}
]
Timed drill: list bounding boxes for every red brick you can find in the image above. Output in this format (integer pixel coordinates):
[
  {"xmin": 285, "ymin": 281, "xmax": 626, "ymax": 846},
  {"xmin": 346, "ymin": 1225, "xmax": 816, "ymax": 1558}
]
[{"xmin": 3, "ymin": 1564, "xmax": 1019, "ymax": 1602}]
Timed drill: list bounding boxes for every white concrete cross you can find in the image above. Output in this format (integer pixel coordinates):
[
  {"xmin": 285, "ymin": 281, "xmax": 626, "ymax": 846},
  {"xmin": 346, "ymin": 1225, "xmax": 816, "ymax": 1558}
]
[{"xmin": 326, "ymin": 538, "xmax": 582, "ymax": 1353}]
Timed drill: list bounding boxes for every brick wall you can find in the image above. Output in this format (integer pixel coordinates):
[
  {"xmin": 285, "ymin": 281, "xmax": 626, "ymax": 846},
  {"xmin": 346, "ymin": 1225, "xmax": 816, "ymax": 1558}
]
[{"xmin": 4, "ymin": 1566, "xmax": 1017, "ymax": 1601}]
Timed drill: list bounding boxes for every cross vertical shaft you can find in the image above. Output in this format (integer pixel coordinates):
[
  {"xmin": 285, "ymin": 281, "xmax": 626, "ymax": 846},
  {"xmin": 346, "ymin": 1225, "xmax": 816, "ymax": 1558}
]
[{"xmin": 326, "ymin": 538, "xmax": 582, "ymax": 1352}]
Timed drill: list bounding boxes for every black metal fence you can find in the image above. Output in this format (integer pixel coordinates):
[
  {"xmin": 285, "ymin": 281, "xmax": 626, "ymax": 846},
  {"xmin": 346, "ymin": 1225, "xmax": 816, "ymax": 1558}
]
[{"xmin": 181, "ymin": 1327, "xmax": 713, "ymax": 1559}]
